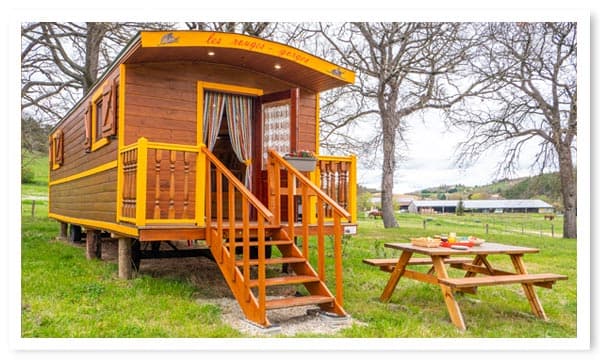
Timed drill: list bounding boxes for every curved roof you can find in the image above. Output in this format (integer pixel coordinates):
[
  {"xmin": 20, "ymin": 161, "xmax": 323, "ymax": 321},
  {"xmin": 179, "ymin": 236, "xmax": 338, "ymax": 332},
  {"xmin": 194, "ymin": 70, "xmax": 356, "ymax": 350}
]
[{"xmin": 124, "ymin": 31, "xmax": 355, "ymax": 92}]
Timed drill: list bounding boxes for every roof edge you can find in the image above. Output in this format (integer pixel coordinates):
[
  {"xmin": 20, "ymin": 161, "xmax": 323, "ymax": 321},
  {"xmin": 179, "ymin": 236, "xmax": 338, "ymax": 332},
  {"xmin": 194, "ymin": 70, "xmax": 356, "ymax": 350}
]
[{"xmin": 140, "ymin": 31, "xmax": 355, "ymax": 85}]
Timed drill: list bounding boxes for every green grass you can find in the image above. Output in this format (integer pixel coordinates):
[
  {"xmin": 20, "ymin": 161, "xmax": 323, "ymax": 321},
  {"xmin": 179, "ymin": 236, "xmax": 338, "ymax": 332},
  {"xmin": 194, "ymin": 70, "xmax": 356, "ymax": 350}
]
[{"xmin": 21, "ymin": 154, "xmax": 577, "ymax": 338}]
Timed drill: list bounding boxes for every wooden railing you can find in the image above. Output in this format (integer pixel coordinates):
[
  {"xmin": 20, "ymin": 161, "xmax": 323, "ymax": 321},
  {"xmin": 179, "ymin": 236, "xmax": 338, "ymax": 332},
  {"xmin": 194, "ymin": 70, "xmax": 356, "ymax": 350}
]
[
  {"xmin": 316, "ymin": 155, "xmax": 357, "ymax": 223},
  {"xmin": 201, "ymin": 146, "xmax": 274, "ymax": 326},
  {"xmin": 267, "ymin": 149, "xmax": 352, "ymax": 305},
  {"xmin": 118, "ymin": 138, "xmax": 200, "ymax": 226}
]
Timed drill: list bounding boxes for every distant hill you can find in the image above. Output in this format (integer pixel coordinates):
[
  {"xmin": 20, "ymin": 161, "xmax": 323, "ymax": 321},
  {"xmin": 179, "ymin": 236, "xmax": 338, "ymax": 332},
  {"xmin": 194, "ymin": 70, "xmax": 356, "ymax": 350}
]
[{"xmin": 408, "ymin": 171, "xmax": 570, "ymax": 211}]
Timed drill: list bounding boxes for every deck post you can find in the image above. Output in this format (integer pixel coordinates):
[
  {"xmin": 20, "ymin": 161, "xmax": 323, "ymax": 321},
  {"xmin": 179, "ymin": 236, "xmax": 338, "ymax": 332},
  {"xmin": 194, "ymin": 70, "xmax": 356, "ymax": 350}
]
[
  {"xmin": 58, "ymin": 222, "xmax": 68, "ymax": 241},
  {"xmin": 85, "ymin": 229, "xmax": 102, "ymax": 260},
  {"xmin": 118, "ymin": 237, "xmax": 133, "ymax": 279}
]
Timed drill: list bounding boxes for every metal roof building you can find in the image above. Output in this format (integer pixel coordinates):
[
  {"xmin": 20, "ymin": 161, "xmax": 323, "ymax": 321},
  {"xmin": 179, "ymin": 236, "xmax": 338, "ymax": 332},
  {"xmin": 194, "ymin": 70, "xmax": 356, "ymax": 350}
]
[{"xmin": 408, "ymin": 199, "xmax": 554, "ymax": 214}]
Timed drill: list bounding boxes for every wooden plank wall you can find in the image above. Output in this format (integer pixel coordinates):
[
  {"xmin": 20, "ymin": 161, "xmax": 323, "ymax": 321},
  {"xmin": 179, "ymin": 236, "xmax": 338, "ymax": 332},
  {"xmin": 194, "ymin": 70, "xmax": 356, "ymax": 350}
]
[
  {"xmin": 49, "ymin": 169, "xmax": 118, "ymax": 223},
  {"xmin": 296, "ymin": 89, "xmax": 317, "ymax": 153},
  {"xmin": 125, "ymin": 61, "xmax": 318, "ymax": 218},
  {"xmin": 124, "ymin": 61, "xmax": 296, "ymax": 146},
  {"xmin": 49, "ymin": 70, "xmax": 120, "ymax": 223}
]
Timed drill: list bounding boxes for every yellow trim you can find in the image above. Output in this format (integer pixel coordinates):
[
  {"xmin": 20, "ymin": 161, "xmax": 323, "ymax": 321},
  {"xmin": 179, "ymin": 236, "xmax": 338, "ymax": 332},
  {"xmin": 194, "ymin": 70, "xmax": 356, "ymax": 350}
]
[
  {"xmin": 145, "ymin": 219, "xmax": 196, "ymax": 225},
  {"xmin": 196, "ymin": 145, "xmax": 206, "ymax": 227},
  {"xmin": 116, "ymin": 64, "xmax": 126, "ymax": 221},
  {"xmin": 141, "ymin": 31, "xmax": 355, "ymax": 85},
  {"xmin": 196, "ymin": 82, "xmax": 204, "ymax": 151},
  {"xmin": 135, "ymin": 137, "xmax": 149, "ymax": 226},
  {"xmin": 147, "ymin": 141, "xmax": 199, "ymax": 153},
  {"xmin": 90, "ymin": 86, "xmax": 110, "ymax": 151},
  {"xmin": 48, "ymin": 212, "xmax": 138, "ymax": 237},
  {"xmin": 195, "ymin": 81, "xmax": 262, "ymax": 226},
  {"xmin": 315, "ymin": 93, "xmax": 320, "ymax": 156},
  {"xmin": 349, "ymin": 154, "xmax": 357, "ymax": 223},
  {"xmin": 49, "ymin": 160, "xmax": 118, "ymax": 186},
  {"xmin": 119, "ymin": 216, "xmax": 137, "ymax": 225},
  {"xmin": 199, "ymin": 81, "xmax": 264, "ymax": 97}
]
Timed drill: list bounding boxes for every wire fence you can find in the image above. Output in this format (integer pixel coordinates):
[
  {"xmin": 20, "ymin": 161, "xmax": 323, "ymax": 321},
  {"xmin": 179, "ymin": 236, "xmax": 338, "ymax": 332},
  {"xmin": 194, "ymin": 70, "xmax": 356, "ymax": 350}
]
[{"xmin": 358, "ymin": 211, "xmax": 563, "ymax": 238}]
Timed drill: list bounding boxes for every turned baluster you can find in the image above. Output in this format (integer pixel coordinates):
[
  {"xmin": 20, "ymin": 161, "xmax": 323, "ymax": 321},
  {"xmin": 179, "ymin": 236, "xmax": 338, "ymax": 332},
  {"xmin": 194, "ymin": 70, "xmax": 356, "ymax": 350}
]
[
  {"xmin": 154, "ymin": 149, "xmax": 162, "ymax": 219},
  {"xmin": 121, "ymin": 151, "xmax": 129, "ymax": 217},
  {"xmin": 168, "ymin": 150, "xmax": 176, "ymax": 219},
  {"xmin": 328, "ymin": 162, "xmax": 337, "ymax": 217},
  {"xmin": 182, "ymin": 152, "xmax": 190, "ymax": 218},
  {"xmin": 338, "ymin": 161, "xmax": 348, "ymax": 210}
]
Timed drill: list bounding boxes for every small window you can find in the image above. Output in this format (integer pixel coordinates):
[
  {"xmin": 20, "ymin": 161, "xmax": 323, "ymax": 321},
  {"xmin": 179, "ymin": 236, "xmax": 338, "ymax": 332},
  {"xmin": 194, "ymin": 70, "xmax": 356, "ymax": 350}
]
[{"xmin": 95, "ymin": 99, "xmax": 104, "ymax": 141}]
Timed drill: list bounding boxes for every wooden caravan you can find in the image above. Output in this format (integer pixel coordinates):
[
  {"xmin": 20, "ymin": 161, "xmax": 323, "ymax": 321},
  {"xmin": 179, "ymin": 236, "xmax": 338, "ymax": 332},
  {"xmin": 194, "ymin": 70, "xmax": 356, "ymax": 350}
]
[{"xmin": 48, "ymin": 31, "xmax": 357, "ymax": 328}]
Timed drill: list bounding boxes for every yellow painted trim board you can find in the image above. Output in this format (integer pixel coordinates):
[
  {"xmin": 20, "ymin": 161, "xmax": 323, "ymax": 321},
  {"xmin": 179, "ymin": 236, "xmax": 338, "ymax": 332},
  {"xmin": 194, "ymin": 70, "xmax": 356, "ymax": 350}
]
[
  {"xmin": 195, "ymin": 83, "xmax": 205, "ymax": 226},
  {"xmin": 198, "ymin": 81, "xmax": 264, "ymax": 96},
  {"xmin": 349, "ymin": 154, "xmax": 358, "ymax": 223},
  {"xmin": 135, "ymin": 137, "xmax": 148, "ymax": 226},
  {"xmin": 141, "ymin": 32, "xmax": 355, "ymax": 84},
  {"xmin": 195, "ymin": 81, "xmax": 262, "ymax": 226},
  {"xmin": 49, "ymin": 160, "xmax": 118, "ymax": 186},
  {"xmin": 48, "ymin": 213, "xmax": 138, "ymax": 237},
  {"xmin": 116, "ymin": 64, "xmax": 126, "ymax": 221}
]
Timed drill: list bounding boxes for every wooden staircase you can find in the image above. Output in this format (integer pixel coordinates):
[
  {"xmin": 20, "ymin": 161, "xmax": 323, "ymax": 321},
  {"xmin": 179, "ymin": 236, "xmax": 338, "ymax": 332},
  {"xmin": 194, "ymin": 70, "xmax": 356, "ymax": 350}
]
[{"xmin": 201, "ymin": 147, "xmax": 351, "ymax": 328}]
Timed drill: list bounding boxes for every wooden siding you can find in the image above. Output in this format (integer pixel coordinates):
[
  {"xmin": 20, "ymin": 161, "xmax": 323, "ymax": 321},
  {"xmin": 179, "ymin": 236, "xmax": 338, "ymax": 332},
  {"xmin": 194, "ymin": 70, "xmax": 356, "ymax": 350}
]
[
  {"xmin": 124, "ymin": 61, "xmax": 297, "ymax": 146},
  {"xmin": 49, "ymin": 69, "xmax": 120, "ymax": 226},
  {"xmin": 49, "ymin": 169, "xmax": 118, "ymax": 223},
  {"xmin": 297, "ymin": 89, "xmax": 317, "ymax": 152}
]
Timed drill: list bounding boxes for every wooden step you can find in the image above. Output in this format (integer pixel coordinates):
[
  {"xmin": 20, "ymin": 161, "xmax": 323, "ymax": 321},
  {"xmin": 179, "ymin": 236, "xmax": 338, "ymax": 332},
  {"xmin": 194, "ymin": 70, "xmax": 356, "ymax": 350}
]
[
  {"xmin": 228, "ymin": 239, "xmax": 294, "ymax": 247},
  {"xmin": 248, "ymin": 275, "xmax": 320, "ymax": 288},
  {"xmin": 265, "ymin": 295, "xmax": 334, "ymax": 310},
  {"xmin": 235, "ymin": 257, "xmax": 306, "ymax": 267}
]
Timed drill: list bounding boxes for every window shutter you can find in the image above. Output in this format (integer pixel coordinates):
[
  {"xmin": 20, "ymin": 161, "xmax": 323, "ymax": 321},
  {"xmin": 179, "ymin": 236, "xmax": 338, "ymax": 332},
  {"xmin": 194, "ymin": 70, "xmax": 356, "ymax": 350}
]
[
  {"xmin": 84, "ymin": 103, "xmax": 92, "ymax": 152},
  {"xmin": 101, "ymin": 79, "xmax": 117, "ymax": 137},
  {"xmin": 54, "ymin": 129, "xmax": 64, "ymax": 166}
]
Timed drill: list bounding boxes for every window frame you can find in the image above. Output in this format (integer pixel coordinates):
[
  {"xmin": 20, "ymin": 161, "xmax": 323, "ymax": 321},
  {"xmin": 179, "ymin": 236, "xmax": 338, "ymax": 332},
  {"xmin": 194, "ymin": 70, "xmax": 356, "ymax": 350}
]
[{"xmin": 90, "ymin": 87, "xmax": 110, "ymax": 152}]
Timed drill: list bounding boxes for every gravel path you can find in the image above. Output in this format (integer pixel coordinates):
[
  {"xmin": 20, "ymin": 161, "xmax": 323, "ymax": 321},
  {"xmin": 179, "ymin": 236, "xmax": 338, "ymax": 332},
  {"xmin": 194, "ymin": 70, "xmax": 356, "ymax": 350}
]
[
  {"xmin": 203, "ymin": 297, "xmax": 364, "ymax": 337},
  {"xmin": 98, "ymin": 239, "xmax": 365, "ymax": 336}
]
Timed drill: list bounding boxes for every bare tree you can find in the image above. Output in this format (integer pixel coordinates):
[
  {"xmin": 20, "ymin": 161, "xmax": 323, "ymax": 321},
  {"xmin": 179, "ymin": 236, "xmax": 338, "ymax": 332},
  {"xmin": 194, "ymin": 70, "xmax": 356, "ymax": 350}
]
[
  {"xmin": 317, "ymin": 22, "xmax": 488, "ymax": 227},
  {"xmin": 21, "ymin": 22, "xmax": 174, "ymax": 125},
  {"xmin": 185, "ymin": 22, "xmax": 278, "ymax": 38},
  {"xmin": 453, "ymin": 22, "xmax": 577, "ymax": 238}
]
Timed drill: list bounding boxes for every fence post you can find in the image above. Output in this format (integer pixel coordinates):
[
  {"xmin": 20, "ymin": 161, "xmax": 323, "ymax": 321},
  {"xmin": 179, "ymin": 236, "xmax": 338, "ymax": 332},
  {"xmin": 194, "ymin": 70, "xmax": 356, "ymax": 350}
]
[
  {"xmin": 485, "ymin": 223, "xmax": 489, "ymax": 234},
  {"xmin": 423, "ymin": 220, "xmax": 426, "ymax": 230},
  {"xmin": 31, "ymin": 200, "xmax": 36, "ymax": 218},
  {"xmin": 521, "ymin": 223, "xmax": 524, "ymax": 234},
  {"xmin": 551, "ymin": 224, "xmax": 554, "ymax": 238}
]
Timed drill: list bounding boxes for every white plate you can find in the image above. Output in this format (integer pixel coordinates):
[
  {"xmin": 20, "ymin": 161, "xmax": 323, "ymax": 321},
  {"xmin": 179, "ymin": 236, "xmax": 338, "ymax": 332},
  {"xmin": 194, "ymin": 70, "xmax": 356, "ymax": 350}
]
[{"xmin": 450, "ymin": 245, "xmax": 470, "ymax": 250}]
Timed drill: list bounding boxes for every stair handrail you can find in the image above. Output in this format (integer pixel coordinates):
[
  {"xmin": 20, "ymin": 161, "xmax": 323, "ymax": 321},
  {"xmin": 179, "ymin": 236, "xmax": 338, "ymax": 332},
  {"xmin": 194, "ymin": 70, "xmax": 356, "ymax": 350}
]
[
  {"xmin": 201, "ymin": 147, "xmax": 274, "ymax": 222},
  {"xmin": 268, "ymin": 149, "xmax": 351, "ymax": 220},
  {"xmin": 201, "ymin": 146, "xmax": 272, "ymax": 326},
  {"xmin": 268, "ymin": 149, "xmax": 349, "ymax": 306}
]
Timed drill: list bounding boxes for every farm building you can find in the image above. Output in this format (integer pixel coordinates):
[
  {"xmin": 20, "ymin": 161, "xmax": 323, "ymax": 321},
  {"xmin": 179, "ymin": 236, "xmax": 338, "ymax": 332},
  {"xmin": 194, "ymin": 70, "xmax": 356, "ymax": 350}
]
[
  {"xmin": 47, "ymin": 31, "xmax": 358, "ymax": 328},
  {"xmin": 408, "ymin": 199, "xmax": 554, "ymax": 214}
]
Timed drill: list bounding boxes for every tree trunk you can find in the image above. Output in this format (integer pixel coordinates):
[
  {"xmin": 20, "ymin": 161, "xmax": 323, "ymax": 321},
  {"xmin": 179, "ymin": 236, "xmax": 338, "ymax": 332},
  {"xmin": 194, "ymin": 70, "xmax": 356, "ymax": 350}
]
[
  {"xmin": 381, "ymin": 114, "xmax": 399, "ymax": 228},
  {"xmin": 557, "ymin": 146, "xmax": 577, "ymax": 238},
  {"xmin": 83, "ymin": 22, "xmax": 107, "ymax": 92}
]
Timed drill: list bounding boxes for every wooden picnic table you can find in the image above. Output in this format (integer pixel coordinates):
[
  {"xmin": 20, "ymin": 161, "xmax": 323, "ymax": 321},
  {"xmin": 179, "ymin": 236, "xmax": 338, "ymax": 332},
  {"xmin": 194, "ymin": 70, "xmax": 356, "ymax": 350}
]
[{"xmin": 364, "ymin": 242, "xmax": 567, "ymax": 331}]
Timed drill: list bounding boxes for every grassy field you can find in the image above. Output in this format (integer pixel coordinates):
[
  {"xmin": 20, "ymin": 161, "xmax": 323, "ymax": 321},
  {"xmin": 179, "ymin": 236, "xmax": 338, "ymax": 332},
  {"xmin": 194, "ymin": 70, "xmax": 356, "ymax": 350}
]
[{"xmin": 20, "ymin": 155, "xmax": 578, "ymax": 339}]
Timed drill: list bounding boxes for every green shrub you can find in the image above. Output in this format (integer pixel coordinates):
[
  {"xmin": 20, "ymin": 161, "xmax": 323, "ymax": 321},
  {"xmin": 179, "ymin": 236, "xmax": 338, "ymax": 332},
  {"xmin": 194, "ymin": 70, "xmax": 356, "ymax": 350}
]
[{"xmin": 21, "ymin": 165, "xmax": 35, "ymax": 184}]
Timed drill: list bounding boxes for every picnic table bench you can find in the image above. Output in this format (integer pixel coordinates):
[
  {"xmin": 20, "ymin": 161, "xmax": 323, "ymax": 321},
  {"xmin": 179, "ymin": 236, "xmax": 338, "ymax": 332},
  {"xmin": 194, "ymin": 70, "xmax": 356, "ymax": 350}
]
[{"xmin": 363, "ymin": 241, "xmax": 568, "ymax": 331}]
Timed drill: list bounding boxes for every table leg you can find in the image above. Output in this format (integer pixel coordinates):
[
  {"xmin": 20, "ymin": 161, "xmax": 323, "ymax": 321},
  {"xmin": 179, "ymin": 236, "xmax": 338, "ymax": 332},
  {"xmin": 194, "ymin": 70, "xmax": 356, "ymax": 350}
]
[
  {"xmin": 380, "ymin": 251, "xmax": 412, "ymax": 302},
  {"xmin": 510, "ymin": 254, "xmax": 547, "ymax": 320},
  {"xmin": 431, "ymin": 255, "xmax": 466, "ymax": 331}
]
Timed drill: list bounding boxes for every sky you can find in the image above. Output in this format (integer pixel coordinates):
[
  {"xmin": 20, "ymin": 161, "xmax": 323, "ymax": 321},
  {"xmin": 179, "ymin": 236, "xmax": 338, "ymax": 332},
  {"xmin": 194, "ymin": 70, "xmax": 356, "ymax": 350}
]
[{"xmin": 356, "ymin": 111, "xmax": 545, "ymax": 194}]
